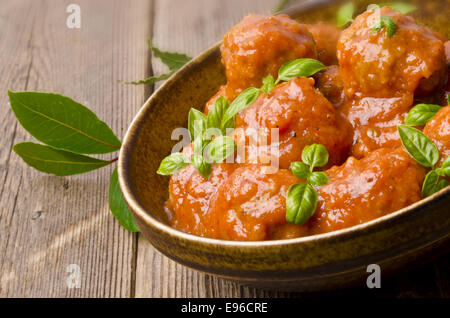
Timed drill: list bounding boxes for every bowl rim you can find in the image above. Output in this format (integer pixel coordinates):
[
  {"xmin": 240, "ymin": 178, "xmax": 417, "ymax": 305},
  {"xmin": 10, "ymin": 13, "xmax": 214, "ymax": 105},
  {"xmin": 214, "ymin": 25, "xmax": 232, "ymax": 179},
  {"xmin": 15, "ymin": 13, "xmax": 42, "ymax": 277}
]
[{"xmin": 118, "ymin": 0, "xmax": 450, "ymax": 248}]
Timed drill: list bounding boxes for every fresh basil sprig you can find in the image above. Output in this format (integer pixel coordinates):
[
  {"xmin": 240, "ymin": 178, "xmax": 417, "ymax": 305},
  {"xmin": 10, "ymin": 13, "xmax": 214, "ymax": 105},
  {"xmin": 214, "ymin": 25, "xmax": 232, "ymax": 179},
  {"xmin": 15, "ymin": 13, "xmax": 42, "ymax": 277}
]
[
  {"xmin": 9, "ymin": 91, "xmax": 139, "ymax": 232},
  {"xmin": 337, "ymin": 2, "xmax": 355, "ymax": 27},
  {"xmin": 397, "ymin": 125, "xmax": 449, "ymax": 198},
  {"xmin": 286, "ymin": 144, "xmax": 329, "ymax": 225},
  {"xmin": 397, "ymin": 125, "xmax": 439, "ymax": 168},
  {"xmin": 372, "ymin": 16, "xmax": 397, "ymax": 38},
  {"xmin": 221, "ymin": 87, "xmax": 261, "ymax": 130},
  {"xmin": 276, "ymin": 59, "xmax": 325, "ymax": 84},
  {"xmin": 405, "ymin": 104, "xmax": 441, "ymax": 126}
]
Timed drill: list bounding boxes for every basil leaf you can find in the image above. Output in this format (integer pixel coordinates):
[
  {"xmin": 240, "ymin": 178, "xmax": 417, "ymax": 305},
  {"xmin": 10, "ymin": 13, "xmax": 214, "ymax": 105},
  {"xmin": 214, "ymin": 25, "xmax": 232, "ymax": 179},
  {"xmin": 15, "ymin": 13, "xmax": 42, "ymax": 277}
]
[
  {"xmin": 422, "ymin": 170, "xmax": 439, "ymax": 198},
  {"xmin": 120, "ymin": 72, "xmax": 173, "ymax": 85},
  {"xmin": 422, "ymin": 170, "xmax": 449, "ymax": 198},
  {"xmin": 380, "ymin": 2, "xmax": 417, "ymax": 14},
  {"xmin": 157, "ymin": 152, "xmax": 189, "ymax": 175},
  {"xmin": 193, "ymin": 135, "xmax": 204, "ymax": 156},
  {"xmin": 398, "ymin": 125, "xmax": 439, "ymax": 168},
  {"xmin": 260, "ymin": 75, "xmax": 276, "ymax": 94},
  {"xmin": 277, "ymin": 58, "xmax": 325, "ymax": 83},
  {"xmin": 372, "ymin": 16, "xmax": 397, "ymax": 38},
  {"xmin": 205, "ymin": 136, "xmax": 235, "ymax": 163},
  {"xmin": 221, "ymin": 87, "xmax": 260, "ymax": 130},
  {"xmin": 8, "ymin": 91, "xmax": 121, "ymax": 154},
  {"xmin": 405, "ymin": 104, "xmax": 441, "ymax": 126},
  {"xmin": 436, "ymin": 157, "xmax": 450, "ymax": 177},
  {"xmin": 290, "ymin": 161, "xmax": 310, "ymax": 179},
  {"xmin": 13, "ymin": 142, "xmax": 111, "ymax": 176},
  {"xmin": 149, "ymin": 40, "xmax": 192, "ymax": 71},
  {"xmin": 308, "ymin": 171, "xmax": 329, "ymax": 187},
  {"xmin": 191, "ymin": 154, "xmax": 211, "ymax": 179},
  {"xmin": 188, "ymin": 108, "xmax": 207, "ymax": 141},
  {"xmin": 109, "ymin": 167, "xmax": 140, "ymax": 232},
  {"xmin": 337, "ymin": 2, "xmax": 354, "ymax": 27},
  {"xmin": 273, "ymin": 0, "xmax": 289, "ymax": 14},
  {"xmin": 302, "ymin": 144, "xmax": 329, "ymax": 169},
  {"xmin": 207, "ymin": 96, "xmax": 230, "ymax": 133},
  {"xmin": 286, "ymin": 183, "xmax": 318, "ymax": 225},
  {"xmin": 447, "ymin": 95, "xmax": 450, "ymax": 105}
]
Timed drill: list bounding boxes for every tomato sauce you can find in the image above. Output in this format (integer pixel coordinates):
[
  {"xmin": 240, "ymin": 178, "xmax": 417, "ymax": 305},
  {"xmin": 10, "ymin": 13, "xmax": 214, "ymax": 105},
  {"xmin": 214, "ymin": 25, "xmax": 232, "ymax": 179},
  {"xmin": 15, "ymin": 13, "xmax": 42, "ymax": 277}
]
[{"xmin": 165, "ymin": 10, "xmax": 449, "ymax": 241}]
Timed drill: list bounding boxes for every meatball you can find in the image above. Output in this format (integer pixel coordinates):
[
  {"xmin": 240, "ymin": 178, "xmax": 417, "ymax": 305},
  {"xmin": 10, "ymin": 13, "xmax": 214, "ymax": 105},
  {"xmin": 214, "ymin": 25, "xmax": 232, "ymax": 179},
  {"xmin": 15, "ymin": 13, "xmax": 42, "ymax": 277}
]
[
  {"xmin": 308, "ymin": 148, "xmax": 426, "ymax": 235},
  {"xmin": 221, "ymin": 14, "xmax": 317, "ymax": 96},
  {"xmin": 306, "ymin": 23, "xmax": 340, "ymax": 65},
  {"xmin": 423, "ymin": 105, "xmax": 450, "ymax": 167},
  {"xmin": 337, "ymin": 7, "xmax": 446, "ymax": 98},
  {"xmin": 314, "ymin": 65, "xmax": 346, "ymax": 107},
  {"xmin": 339, "ymin": 92, "xmax": 414, "ymax": 158},
  {"xmin": 204, "ymin": 165, "xmax": 306, "ymax": 241},
  {"xmin": 167, "ymin": 146, "xmax": 238, "ymax": 236},
  {"xmin": 233, "ymin": 77, "xmax": 351, "ymax": 169}
]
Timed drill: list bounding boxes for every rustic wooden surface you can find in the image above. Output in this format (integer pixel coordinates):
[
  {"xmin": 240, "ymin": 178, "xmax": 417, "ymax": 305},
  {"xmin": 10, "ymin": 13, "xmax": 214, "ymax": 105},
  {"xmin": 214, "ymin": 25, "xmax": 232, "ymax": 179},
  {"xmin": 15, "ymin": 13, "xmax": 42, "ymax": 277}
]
[{"xmin": 0, "ymin": 0, "xmax": 448, "ymax": 298}]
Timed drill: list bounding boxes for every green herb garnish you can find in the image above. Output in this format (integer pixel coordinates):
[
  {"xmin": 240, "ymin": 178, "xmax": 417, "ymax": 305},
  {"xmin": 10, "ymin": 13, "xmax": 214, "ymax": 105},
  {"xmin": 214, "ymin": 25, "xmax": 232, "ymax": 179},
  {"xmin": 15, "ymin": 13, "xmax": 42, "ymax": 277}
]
[
  {"xmin": 372, "ymin": 16, "xmax": 397, "ymax": 38},
  {"xmin": 405, "ymin": 104, "xmax": 442, "ymax": 126},
  {"xmin": 286, "ymin": 144, "xmax": 329, "ymax": 225},
  {"xmin": 337, "ymin": 2, "xmax": 355, "ymax": 27},
  {"xmin": 397, "ymin": 125, "xmax": 449, "ymax": 197}
]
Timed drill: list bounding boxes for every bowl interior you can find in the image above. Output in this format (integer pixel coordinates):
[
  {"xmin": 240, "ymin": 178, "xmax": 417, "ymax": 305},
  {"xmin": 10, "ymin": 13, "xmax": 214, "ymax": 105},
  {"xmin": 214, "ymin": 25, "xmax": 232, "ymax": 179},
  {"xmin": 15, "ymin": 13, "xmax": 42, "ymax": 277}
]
[{"xmin": 125, "ymin": 0, "xmax": 450, "ymax": 229}]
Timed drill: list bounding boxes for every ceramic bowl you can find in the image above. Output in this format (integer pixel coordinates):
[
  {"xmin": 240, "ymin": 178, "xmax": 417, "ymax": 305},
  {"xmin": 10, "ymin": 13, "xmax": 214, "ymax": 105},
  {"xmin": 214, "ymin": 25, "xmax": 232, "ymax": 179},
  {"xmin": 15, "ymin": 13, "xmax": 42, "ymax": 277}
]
[{"xmin": 118, "ymin": 0, "xmax": 450, "ymax": 291}]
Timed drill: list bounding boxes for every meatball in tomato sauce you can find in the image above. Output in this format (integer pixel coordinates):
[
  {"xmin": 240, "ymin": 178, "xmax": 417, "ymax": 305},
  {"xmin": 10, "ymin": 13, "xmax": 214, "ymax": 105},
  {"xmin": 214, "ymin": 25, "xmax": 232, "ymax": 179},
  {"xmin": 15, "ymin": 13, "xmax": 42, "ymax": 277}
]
[
  {"xmin": 221, "ymin": 14, "xmax": 317, "ymax": 97},
  {"xmin": 337, "ymin": 7, "xmax": 446, "ymax": 98},
  {"xmin": 204, "ymin": 165, "xmax": 306, "ymax": 241},
  {"xmin": 233, "ymin": 77, "xmax": 352, "ymax": 169},
  {"xmin": 309, "ymin": 148, "xmax": 426, "ymax": 235},
  {"xmin": 305, "ymin": 23, "xmax": 340, "ymax": 66}
]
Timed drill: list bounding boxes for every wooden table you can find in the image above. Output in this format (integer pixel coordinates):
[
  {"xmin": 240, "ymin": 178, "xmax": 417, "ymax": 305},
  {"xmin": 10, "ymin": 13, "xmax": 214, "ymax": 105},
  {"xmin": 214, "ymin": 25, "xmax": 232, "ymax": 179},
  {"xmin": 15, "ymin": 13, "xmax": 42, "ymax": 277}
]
[{"xmin": 0, "ymin": 0, "xmax": 448, "ymax": 298}]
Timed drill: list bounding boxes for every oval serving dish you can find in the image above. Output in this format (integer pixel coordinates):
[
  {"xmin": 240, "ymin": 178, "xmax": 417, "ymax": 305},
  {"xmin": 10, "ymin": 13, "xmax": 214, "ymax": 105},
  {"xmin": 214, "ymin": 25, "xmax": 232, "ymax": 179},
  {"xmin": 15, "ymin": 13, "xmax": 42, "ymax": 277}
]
[{"xmin": 118, "ymin": 0, "xmax": 450, "ymax": 291}]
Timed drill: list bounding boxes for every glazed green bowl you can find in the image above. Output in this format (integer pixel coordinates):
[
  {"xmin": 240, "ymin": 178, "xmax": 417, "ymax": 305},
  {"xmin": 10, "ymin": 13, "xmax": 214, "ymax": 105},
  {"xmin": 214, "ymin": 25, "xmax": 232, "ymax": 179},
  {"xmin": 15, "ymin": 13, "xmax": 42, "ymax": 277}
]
[{"xmin": 118, "ymin": 0, "xmax": 450, "ymax": 291}]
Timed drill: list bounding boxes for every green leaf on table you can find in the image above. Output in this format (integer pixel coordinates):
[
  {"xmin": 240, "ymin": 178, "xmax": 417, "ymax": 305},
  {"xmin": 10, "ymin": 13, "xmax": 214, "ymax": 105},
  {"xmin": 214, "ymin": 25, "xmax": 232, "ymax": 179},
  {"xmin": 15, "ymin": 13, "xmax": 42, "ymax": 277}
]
[
  {"xmin": 405, "ymin": 104, "xmax": 441, "ymax": 126},
  {"xmin": 205, "ymin": 136, "xmax": 235, "ymax": 163},
  {"xmin": 207, "ymin": 96, "xmax": 230, "ymax": 133},
  {"xmin": 372, "ymin": 16, "xmax": 397, "ymax": 38},
  {"xmin": 308, "ymin": 171, "xmax": 329, "ymax": 187},
  {"xmin": 422, "ymin": 170, "xmax": 449, "ymax": 198},
  {"xmin": 109, "ymin": 167, "xmax": 140, "ymax": 232},
  {"xmin": 337, "ymin": 2, "xmax": 355, "ymax": 27},
  {"xmin": 13, "ymin": 142, "xmax": 111, "ymax": 176},
  {"xmin": 8, "ymin": 91, "xmax": 121, "ymax": 154},
  {"xmin": 188, "ymin": 108, "xmax": 207, "ymax": 141},
  {"xmin": 261, "ymin": 75, "xmax": 276, "ymax": 94},
  {"xmin": 122, "ymin": 41, "xmax": 191, "ymax": 85},
  {"xmin": 221, "ymin": 87, "xmax": 260, "ymax": 129},
  {"xmin": 380, "ymin": 2, "xmax": 417, "ymax": 14},
  {"xmin": 290, "ymin": 161, "xmax": 310, "ymax": 179},
  {"xmin": 149, "ymin": 39, "xmax": 192, "ymax": 71},
  {"xmin": 157, "ymin": 152, "xmax": 189, "ymax": 175},
  {"xmin": 398, "ymin": 125, "xmax": 439, "ymax": 168},
  {"xmin": 286, "ymin": 183, "xmax": 318, "ymax": 225},
  {"xmin": 301, "ymin": 144, "xmax": 329, "ymax": 170},
  {"xmin": 277, "ymin": 58, "xmax": 325, "ymax": 83},
  {"xmin": 120, "ymin": 72, "xmax": 173, "ymax": 85},
  {"xmin": 191, "ymin": 154, "xmax": 211, "ymax": 179}
]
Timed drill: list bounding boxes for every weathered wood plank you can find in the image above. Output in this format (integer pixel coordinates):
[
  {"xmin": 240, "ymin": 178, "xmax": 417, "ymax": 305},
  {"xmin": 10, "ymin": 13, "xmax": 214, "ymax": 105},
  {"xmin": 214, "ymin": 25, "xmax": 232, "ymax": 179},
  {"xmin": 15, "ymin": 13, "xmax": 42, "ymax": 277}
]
[
  {"xmin": 0, "ymin": 0, "xmax": 152, "ymax": 297},
  {"xmin": 135, "ymin": 0, "xmax": 289, "ymax": 298}
]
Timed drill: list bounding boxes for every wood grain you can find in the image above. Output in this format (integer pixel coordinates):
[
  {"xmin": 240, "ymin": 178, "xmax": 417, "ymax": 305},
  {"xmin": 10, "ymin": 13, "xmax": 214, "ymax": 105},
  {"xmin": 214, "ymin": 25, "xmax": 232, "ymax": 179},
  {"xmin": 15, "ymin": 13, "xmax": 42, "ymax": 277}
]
[
  {"xmin": 0, "ymin": 0, "xmax": 448, "ymax": 298},
  {"xmin": 0, "ymin": 0, "xmax": 151, "ymax": 297}
]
